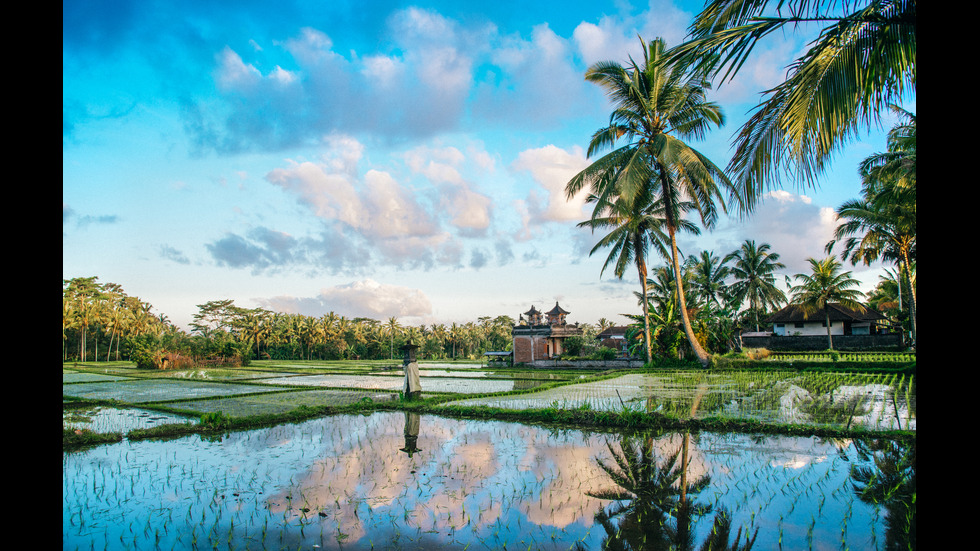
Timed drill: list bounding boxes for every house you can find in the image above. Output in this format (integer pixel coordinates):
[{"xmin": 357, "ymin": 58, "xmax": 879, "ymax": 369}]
[
  {"xmin": 512, "ymin": 302, "xmax": 583, "ymax": 363},
  {"xmin": 596, "ymin": 326, "xmax": 630, "ymax": 354},
  {"xmin": 768, "ymin": 303, "xmax": 891, "ymax": 337}
]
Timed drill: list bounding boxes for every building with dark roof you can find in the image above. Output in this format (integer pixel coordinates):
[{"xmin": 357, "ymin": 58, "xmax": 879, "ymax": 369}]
[
  {"xmin": 768, "ymin": 303, "xmax": 891, "ymax": 337},
  {"xmin": 512, "ymin": 302, "xmax": 582, "ymax": 363},
  {"xmin": 596, "ymin": 326, "xmax": 630, "ymax": 353}
]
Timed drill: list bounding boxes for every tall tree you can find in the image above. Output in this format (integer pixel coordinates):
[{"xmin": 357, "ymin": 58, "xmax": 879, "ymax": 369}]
[
  {"xmin": 686, "ymin": 250, "xmax": 731, "ymax": 307},
  {"xmin": 828, "ymin": 107, "xmax": 916, "ymax": 344},
  {"xmin": 789, "ymin": 257, "xmax": 866, "ymax": 349},
  {"xmin": 566, "ymin": 37, "xmax": 740, "ymax": 367},
  {"xmin": 724, "ymin": 240, "xmax": 787, "ymax": 331},
  {"xmin": 385, "ymin": 316, "xmax": 402, "ymax": 360},
  {"xmin": 860, "ymin": 104, "xmax": 916, "ymax": 197},
  {"xmin": 577, "ymin": 185, "xmax": 698, "ymax": 364},
  {"xmin": 64, "ymin": 277, "xmax": 103, "ymax": 362},
  {"xmin": 666, "ymin": 0, "xmax": 916, "ymax": 208}
]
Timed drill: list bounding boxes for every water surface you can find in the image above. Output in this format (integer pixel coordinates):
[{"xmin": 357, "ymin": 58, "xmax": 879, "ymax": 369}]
[{"xmin": 63, "ymin": 412, "xmax": 914, "ymax": 550}]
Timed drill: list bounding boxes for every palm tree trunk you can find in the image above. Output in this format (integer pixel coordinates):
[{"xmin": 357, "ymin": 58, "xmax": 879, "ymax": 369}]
[
  {"xmin": 635, "ymin": 237, "xmax": 653, "ymax": 364},
  {"xmin": 668, "ymin": 226, "xmax": 710, "ymax": 367},
  {"xmin": 900, "ymin": 254, "xmax": 916, "ymax": 347}
]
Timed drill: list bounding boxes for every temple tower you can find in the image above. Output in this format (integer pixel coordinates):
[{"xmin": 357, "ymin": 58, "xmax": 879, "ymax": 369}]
[{"xmin": 512, "ymin": 301, "xmax": 582, "ymax": 364}]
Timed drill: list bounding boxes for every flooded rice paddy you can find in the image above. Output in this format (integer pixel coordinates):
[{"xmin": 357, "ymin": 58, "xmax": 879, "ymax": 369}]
[
  {"xmin": 448, "ymin": 371, "xmax": 916, "ymax": 431},
  {"xmin": 64, "ymin": 364, "xmax": 915, "ymax": 550}
]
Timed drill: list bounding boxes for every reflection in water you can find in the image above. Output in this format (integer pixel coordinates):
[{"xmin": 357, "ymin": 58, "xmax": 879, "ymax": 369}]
[
  {"xmin": 399, "ymin": 412, "xmax": 421, "ymax": 457},
  {"xmin": 448, "ymin": 372, "xmax": 916, "ymax": 431},
  {"xmin": 63, "ymin": 412, "xmax": 914, "ymax": 550}
]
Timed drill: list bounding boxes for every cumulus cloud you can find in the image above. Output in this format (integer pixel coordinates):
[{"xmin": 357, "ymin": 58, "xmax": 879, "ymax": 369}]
[
  {"xmin": 572, "ymin": 5, "xmax": 691, "ymax": 67},
  {"xmin": 206, "ymin": 227, "xmax": 300, "ymax": 270},
  {"xmin": 206, "ymin": 224, "xmax": 375, "ymax": 275},
  {"xmin": 726, "ymin": 190, "xmax": 839, "ymax": 275},
  {"xmin": 404, "ymin": 144, "xmax": 494, "ymax": 236},
  {"xmin": 206, "ymin": 135, "xmax": 503, "ymax": 274},
  {"xmin": 256, "ymin": 279, "xmax": 433, "ymax": 319},
  {"xmin": 185, "ymin": 8, "xmax": 490, "ymax": 153},
  {"xmin": 472, "ymin": 23, "xmax": 591, "ymax": 127},
  {"xmin": 511, "ymin": 145, "xmax": 591, "ymax": 232}
]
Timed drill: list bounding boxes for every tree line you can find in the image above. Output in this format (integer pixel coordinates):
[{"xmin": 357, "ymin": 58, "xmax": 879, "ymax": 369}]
[{"xmin": 63, "ymin": 279, "xmax": 519, "ymax": 366}]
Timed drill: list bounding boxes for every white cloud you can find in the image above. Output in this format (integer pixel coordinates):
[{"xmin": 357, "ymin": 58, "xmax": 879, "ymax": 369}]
[
  {"xmin": 404, "ymin": 144, "xmax": 494, "ymax": 235},
  {"xmin": 473, "ymin": 23, "xmax": 589, "ymax": 127},
  {"xmin": 258, "ymin": 279, "xmax": 433, "ymax": 319},
  {"xmin": 728, "ymin": 191, "xmax": 840, "ymax": 275},
  {"xmin": 214, "ymin": 47, "xmax": 262, "ymax": 91},
  {"xmin": 572, "ymin": 19, "xmax": 633, "ymax": 67},
  {"xmin": 511, "ymin": 145, "xmax": 591, "ymax": 225}
]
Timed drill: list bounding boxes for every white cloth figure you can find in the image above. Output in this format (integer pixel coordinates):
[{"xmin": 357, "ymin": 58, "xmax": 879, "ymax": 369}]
[{"xmin": 404, "ymin": 361, "xmax": 422, "ymax": 397}]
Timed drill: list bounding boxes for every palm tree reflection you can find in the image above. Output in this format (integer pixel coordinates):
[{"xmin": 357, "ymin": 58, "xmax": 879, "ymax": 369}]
[
  {"xmin": 590, "ymin": 384, "xmax": 757, "ymax": 549},
  {"xmin": 851, "ymin": 438, "xmax": 916, "ymax": 549}
]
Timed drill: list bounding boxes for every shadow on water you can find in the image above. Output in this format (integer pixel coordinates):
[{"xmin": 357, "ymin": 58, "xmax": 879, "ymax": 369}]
[{"xmin": 63, "ymin": 410, "xmax": 914, "ymax": 550}]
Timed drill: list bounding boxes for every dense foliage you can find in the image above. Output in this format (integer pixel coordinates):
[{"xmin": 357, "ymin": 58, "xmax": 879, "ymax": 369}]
[{"xmin": 63, "ymin": 277, "xmax": 518, "ymax": 365}]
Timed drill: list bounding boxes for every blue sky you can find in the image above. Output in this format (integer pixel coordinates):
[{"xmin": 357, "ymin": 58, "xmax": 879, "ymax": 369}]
[{"xmin": 63, "ymin": 0, "xmax": 915, "ymax": 331}]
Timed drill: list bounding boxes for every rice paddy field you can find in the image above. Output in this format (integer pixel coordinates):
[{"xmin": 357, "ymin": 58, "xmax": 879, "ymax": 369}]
[{"xmin": 63, "ymin": 361, "xmax": 915, "ymax": 550}]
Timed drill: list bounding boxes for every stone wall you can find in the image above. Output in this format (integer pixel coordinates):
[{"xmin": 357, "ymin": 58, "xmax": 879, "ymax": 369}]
[
  {"xmin": 741, "ymin": 333, "xmax": 904, "ymax": 351},
  {"xmin": 526, "ymin": 358, "xmax": 646, "ymax": 369}
]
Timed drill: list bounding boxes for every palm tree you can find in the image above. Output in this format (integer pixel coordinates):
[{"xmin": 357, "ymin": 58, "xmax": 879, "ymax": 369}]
[
  {"xmin": 827, "ymin": 110, "xmax": 916, "ymax": 344},
  {"xmin": 859, "ymin": 104, "xmax": 916, "ymax": 197},
  {"xmin": 826, "ymin": 193, "xmax": 915, "ymax": 343},
  {"xmin": 666, "ymin": 0, "xmax": 916, "ymax": 208},
  {"xmin": 385, "ymin": 316, "xmax": 401, "ymax": 360},
  {"xmin": 789, "ymin": 257, "xmax": 866, "ymax": 350},
  {"xmin": 578, "ymin": 184, "xmax": 699, "ymax": 364},
  {"xmin": 686, "ymin": 250, "xmax": 731, "ymax": 307},
  {"xmin": 64, "ymin": 277, "xmax": 104, "ymax": 362},
  {"xmin": 566, "ymin": 37, "xmax": 739, "ymax": 367},
  {"xmin": 724, "ymin": 240, "xmax": 787, "ymax": 331},
  {"xmin": 448, "ymin": 323, "xmax": 463, "ymax": 359}
]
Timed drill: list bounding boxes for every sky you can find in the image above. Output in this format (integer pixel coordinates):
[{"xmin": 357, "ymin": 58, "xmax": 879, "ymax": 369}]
[{"xmin": 63, "ymin": 0, "xmax": 916, "ymax": 332}]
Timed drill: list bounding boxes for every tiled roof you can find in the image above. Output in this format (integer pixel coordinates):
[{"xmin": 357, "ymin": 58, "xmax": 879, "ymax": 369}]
[
  {"xmin": 596, "ymin": 326, "xmax": 629, "ymax": 338},
  {"xmin": 546, "ymin": 302, "xmax": 569, "ymax": 315},
  {"xmin": 768, "ymin": 303, "xmax": 885, "ymax": 323}
]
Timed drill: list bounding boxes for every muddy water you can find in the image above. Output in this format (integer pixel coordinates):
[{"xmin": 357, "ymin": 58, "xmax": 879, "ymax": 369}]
[{"xmin": 63, "ymin": 412, "xmax": 914, "ymax": 550}]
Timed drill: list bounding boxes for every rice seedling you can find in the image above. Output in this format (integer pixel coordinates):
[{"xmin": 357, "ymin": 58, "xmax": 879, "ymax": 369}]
[{"xmin": 64, "ymin": 362, "xmax": 914, "ymax": 550}]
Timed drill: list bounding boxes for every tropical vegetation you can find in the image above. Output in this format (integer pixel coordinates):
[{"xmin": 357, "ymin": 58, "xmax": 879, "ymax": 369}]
[
  {"xmin": 788, "ymin": 257, "xmax": 867, "ymax": 350},
  {"xmin": 826, "ymin": 105, "xmax": 916, "ymax": 344},
  {"xmin": 566, "ymin": 36, "xmax": 741, "ymax": 368},
  {"xmin": 63, "ymin": 277, "xmax": 516, "ymax": 366},
  {"xmin": 665, "ymin": 0, "xmax": 916, "ymax": 208}
]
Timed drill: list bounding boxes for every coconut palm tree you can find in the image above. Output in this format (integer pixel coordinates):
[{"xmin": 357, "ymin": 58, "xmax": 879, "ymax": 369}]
[
  {"xmin": 686, "ymin": 250, "xmax": 731, "ymax": 308},
  {"xmin": 827, "ymin": 110, "xmax": 916, "ymax": 345},
  {"xmin": 789, "ymin": 257, "xmax": 866, "ymax": 350},
  {"xmin": 578, "ymin": 184, "xmax": 699, "ymax": 364},
  {"xmin": 64, "ymin": 277, "xmax": 104, "ymax": 362},
  {"xmin": 826, "ymin": 192, "xmax": 915, "ymax": 344},
  {"xmin": 859, "ymin": 104, "xmax": 916, "ymax": 198},
  {"xmin": 566, "ymin": 36, "xmax": 740, "ymax": 367},
  {"xmin": 666, "ymin": 0, "xmax": 916, "ymax": 207},
  {"xmin": 724, "ymin": 240, "xmax": 787, "ymax": 331}
]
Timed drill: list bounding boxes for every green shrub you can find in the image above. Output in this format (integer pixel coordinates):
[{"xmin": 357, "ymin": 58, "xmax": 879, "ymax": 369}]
[
  {"xmin": 126, "ymin": 334, "xmax": 165, "ymax": 369},
  {"xmin": 200, "ymin": 411, "xmax": 233, "ymax": 429},
  {"xmin": 594, "ymin": 347, "xmax": 617, "ymax": 360}
]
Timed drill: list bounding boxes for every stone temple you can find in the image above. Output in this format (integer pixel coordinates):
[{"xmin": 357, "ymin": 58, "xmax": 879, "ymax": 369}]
[{"xmin": 511, "ymin": 302, "xmax": 583, "ymax": 364}]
